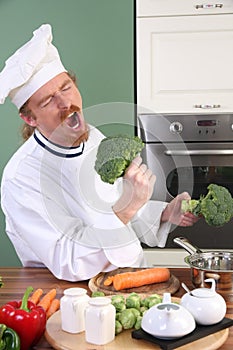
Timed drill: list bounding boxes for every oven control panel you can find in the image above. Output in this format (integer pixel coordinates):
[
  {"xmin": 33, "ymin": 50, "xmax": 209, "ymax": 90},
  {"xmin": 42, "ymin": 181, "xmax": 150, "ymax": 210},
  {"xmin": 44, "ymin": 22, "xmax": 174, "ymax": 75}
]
[
  {"xmin": 138, "ymin": 113, "xmax": 233, "ymax": 142},
  {"xmin": 196, "ymin": 119, "xmax": 219, "ymax": 137}
]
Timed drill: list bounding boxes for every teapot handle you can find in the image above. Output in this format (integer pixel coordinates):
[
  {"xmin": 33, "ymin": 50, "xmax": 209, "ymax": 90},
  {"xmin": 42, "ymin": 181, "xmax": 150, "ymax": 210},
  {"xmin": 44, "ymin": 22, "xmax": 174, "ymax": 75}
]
[{"xmin": 205, "ymin": 278, "xmax": 216, "ymax": 292}]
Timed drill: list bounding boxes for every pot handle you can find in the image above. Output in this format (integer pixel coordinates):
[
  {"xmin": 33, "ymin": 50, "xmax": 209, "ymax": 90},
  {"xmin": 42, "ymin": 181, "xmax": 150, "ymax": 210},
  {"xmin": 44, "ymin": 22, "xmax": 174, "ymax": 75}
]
[{"xmin": 173, "ymin": 237, "xmax": 203, "ymax": 254}]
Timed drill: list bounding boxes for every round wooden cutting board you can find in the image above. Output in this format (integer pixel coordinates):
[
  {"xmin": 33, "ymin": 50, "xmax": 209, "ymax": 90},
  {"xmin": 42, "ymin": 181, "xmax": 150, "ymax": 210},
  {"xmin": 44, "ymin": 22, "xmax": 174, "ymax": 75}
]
[
  {"xmin": 88, "ymin": 267, "xmax": 180, "ymax": 296},
  {"xmin": 45, "ymin": 311, "xmax": 229, "ymax": 350}
]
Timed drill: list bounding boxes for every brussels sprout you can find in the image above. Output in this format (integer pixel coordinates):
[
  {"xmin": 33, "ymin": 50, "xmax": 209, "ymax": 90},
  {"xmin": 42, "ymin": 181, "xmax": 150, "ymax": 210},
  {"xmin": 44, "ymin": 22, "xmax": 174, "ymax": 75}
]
[
  {"xmin": 118, "ymin": 309, "xmax": 136, "ymax": 329},
  {"xmin": 134, "ymin": 315, "xmax": 143, "ymax": 330},
  {"xmin": 116, "ymin": 312, "xmax": 121, "ymax": 321},
  {"xmin": 128, "ymin": 307, "xmax": 140, "ymax": 318},
  {"xmin": 140, "ymin": 306, "xmax": 148, "ymax": 315},
  {"xmin": 111, "ymin": 295, "xmax": 126, "ymax": 312},
  {"xmin": 91, "ymin": 291, "xmax": 105, "ymax": 297},
  {"xmin": 115, "ymin": 320, "xmax": 123, "ymax": 335},
  {"xmin": 126, "ymin": 293, "xmax": 141, "ymax": 310},
  {"xmin": 141, "ymin": 294, "xmax": 162, "ymax": 308}
]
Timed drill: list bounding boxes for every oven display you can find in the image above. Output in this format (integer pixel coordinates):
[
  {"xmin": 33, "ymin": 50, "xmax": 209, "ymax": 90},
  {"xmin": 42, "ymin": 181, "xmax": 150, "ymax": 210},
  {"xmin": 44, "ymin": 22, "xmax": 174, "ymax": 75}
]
[{"xmin": 197, "ymin": 120, "xmax": 218, "ymax": 127}]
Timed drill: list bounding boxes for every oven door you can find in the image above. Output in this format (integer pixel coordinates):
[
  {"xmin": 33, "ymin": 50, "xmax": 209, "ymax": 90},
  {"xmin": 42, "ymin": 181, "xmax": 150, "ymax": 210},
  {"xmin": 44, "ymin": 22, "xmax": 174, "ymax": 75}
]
[{"xmin": 142, "ymin": 141, "xmax": 233, "ymax": 249}]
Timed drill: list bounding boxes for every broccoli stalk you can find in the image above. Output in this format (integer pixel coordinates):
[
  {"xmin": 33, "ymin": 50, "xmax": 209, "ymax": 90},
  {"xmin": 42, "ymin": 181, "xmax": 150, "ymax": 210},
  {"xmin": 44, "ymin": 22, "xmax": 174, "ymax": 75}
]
[
  {"xmin": 95, "ymin": 135, "xmax": 144, "ymax": 184},
  {"xmin": 181, "ymin": 183, "xmax": 233, "ymax": 227}
]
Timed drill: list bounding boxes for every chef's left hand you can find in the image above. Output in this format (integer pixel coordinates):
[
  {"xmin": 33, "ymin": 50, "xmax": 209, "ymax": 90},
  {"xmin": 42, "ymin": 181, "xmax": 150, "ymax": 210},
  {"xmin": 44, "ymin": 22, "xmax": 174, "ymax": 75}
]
[{"xmin": 161, "ymin": 192, "xmax": 200, "ymax": 227}]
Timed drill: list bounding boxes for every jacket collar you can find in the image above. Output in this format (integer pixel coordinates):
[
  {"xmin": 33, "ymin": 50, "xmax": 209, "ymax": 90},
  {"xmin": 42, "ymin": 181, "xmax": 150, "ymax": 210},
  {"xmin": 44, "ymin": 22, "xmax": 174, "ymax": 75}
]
[{"xmin": 33, "ymin": 129, "xmax": 85, "ymax": 158}]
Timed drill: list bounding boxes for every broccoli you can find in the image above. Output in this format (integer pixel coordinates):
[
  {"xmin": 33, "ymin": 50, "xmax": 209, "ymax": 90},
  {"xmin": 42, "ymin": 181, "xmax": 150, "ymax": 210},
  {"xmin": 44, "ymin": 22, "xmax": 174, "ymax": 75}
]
[
  {"xmin": 181, "ymin": 183, "xmax": 233, "ymax": 227},
  {"xmin": 95, "ymin": 135, "xmax": 144, "ymax": 184}
]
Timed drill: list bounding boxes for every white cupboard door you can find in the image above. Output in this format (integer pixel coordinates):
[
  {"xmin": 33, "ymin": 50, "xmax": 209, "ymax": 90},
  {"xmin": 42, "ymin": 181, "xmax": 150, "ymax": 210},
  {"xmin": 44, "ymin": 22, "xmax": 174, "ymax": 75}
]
[
  {"xmin": 137, "ymin": 0, "xmax": 233, "ymax": 17},
  {"xmin": 137, "ymin": 14, "xmax": 233, "ymax": 113}
]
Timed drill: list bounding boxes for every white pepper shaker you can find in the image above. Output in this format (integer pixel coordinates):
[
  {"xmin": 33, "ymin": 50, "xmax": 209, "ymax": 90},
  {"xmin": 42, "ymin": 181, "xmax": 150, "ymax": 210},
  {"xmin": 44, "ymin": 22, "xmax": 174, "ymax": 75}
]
[{"xmin": 85, "ymin": 297, "xmax": 116, "ymax": 345}]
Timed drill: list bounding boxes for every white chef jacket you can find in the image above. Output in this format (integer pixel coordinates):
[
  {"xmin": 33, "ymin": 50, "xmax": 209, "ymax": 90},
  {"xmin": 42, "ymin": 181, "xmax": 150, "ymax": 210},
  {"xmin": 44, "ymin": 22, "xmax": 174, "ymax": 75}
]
[{"xmin": 1, "ymin": 125, "xmax": 171, "ymax": 281}]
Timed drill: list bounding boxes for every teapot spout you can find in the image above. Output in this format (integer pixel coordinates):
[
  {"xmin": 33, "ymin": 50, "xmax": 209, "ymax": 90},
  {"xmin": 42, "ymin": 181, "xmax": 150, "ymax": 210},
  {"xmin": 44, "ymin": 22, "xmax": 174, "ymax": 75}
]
[{"xmin": 162, "ymin": 292, "xmax": 171, "ymax": 303}]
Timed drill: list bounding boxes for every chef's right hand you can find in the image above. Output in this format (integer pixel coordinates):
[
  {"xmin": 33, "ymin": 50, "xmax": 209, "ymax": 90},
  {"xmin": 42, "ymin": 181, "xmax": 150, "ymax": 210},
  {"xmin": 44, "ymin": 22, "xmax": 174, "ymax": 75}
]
[{"xmin": 112, "ymin": 156, "xmax": 156, "ymax": 224}]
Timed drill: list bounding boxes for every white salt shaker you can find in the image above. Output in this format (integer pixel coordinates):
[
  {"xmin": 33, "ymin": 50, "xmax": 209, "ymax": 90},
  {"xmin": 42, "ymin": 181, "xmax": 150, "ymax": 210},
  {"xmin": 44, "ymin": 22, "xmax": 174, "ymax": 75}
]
[
  {"xmin": 85, "ymin": 297, "xmax": 116, "ymax": 345},
  {"xmin": 60, "ymin": 287, "xmax": 90, "ymax": 333}
]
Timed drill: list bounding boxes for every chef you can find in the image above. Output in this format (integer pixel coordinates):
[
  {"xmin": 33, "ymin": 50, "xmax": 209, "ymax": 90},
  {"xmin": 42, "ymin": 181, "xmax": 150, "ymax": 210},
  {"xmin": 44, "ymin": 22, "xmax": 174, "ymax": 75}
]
[{"xmin": 0, "ymin": 24, "xmax": 198, "ymax": 281}]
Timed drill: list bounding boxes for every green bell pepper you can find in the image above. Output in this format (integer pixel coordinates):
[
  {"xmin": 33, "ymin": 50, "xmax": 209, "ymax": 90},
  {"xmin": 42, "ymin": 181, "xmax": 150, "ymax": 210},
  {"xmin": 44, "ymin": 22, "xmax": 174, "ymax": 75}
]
[{"xmin": 0, "ymin": 324, "xmax": 20, "ymax": 350}]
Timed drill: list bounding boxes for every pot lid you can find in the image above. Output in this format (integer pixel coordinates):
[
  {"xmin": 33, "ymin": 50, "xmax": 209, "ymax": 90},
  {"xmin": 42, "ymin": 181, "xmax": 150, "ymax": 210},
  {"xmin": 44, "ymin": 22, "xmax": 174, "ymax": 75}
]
[
  {"xmin": 191, "ymin": 288, "xmax": 216, "ymax": 298},
  {"xmin": 192, "ymin": 278, "xmax": 217, "ymax": 297}
]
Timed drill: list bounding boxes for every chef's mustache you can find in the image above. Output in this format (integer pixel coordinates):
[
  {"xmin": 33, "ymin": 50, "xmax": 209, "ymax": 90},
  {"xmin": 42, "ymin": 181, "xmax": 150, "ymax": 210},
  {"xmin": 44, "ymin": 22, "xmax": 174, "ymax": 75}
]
[{"xmin": 60, "ymin": 104, "xmax": 81, "ymax": 122}]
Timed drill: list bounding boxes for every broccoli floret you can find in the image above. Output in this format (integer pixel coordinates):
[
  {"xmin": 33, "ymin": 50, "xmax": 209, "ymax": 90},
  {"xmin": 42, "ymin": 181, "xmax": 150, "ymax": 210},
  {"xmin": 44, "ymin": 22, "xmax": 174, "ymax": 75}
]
[
  {"xmin": 95, "ymin": 135, "xmax": 144, "ymax": 184},
  {"xmin": 181, "ymin": 184, "xmax": 233, "ymax": 227}
]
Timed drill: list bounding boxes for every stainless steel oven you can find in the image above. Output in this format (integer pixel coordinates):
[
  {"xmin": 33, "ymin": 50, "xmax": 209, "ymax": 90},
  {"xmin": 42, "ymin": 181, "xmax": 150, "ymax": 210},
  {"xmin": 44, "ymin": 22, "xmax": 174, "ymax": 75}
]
[{"xmin": 137, "ymin": 113, "xmax": 233, "ymax": 250}]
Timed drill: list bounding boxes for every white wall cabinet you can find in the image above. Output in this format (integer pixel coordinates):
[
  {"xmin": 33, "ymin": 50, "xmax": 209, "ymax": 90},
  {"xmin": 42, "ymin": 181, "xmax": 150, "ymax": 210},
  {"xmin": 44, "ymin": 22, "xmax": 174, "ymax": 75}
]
[{"xmin": 136, "ymin": 1, "xmax": 233, "ymax": 113}]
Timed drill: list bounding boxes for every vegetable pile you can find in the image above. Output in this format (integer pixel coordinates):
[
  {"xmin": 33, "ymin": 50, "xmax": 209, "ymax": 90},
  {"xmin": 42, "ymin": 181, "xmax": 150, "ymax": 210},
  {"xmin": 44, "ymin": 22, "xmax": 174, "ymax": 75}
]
[
  {"xmin": 0, "ymin": 286, "xmax": 46, "ymax": 350},
  {"xmin": 104, "ymin": 267, "xmax": 170, "ymax": 291},
  {"xmin": 29, "ymin": 288, "xmax": 60, "ymax": 319},
  {"xmin": 92, "ymin": 291, "xmax": 163, "ymax": 335},
  {"xmin": 95, "ymin": 135, "xmax": 144, "ymax": 184},
  {"xmin": 181, "ymin": 183, "xmax": 233, "ymax": 227},
  {"xmin": 0, "ymin": 286, "xmax": 60, "ymax": 350}
]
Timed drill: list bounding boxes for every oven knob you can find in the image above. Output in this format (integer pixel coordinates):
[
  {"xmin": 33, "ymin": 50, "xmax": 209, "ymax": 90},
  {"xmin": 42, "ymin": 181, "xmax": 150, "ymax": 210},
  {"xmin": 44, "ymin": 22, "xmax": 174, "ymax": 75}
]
[{"xmin": 170, "ymin": 122, "xmax": 183, "ymax": 134}]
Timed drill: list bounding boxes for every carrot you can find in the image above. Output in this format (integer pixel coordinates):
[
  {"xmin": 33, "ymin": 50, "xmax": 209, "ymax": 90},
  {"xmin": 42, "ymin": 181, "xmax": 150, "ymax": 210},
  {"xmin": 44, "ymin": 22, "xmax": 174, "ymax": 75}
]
[
  {"xmin": 104, "ymin": 268, "xmax": 170, "ymax": 291},
  {"xmin": 46, "ymin": 298, "xmax": 60, "ymax": 319},
  {"xmin": 29, "ymin": 288, "xmax": 43, "ymax": 304},
  {"xmin": 38, "ymin": 288, "xmax": 57, "ymax": 312},
  {"xmin": 103, "ymin": 276, "xmax": 114, "ymax": 286}
]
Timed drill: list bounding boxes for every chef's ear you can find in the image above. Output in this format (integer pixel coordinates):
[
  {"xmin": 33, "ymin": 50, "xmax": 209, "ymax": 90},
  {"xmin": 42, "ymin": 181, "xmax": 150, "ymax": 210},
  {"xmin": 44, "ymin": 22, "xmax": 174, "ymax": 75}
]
[{"xmin": 20, "ymin": 112, "xmax": 37, "ymax": 127}]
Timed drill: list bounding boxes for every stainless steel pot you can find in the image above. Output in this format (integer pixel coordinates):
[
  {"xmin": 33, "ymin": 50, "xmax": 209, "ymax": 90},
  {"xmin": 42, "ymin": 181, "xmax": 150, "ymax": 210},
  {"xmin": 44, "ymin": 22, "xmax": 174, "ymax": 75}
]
[{"xmin": 174, "ymin": 237, "xmax": 233, "ymax": 296}]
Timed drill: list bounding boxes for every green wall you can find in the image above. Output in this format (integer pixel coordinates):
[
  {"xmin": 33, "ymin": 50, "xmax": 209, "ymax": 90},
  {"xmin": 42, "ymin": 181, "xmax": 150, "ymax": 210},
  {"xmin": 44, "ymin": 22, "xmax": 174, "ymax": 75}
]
[{"xmin": 0, "ymin": 0, "xmax": 135, "ymax": 266}]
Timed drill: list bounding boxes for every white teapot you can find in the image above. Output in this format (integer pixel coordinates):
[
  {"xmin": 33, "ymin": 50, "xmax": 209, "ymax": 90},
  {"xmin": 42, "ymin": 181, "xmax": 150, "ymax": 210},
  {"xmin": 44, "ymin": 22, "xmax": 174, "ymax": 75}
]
[
  {"xmin": 181, "ymin": 278, "xmax": 226, "ymax": 325},
  {"xmin": 141, "ymin": 292, "xmax": 196, "ymax": 339}
]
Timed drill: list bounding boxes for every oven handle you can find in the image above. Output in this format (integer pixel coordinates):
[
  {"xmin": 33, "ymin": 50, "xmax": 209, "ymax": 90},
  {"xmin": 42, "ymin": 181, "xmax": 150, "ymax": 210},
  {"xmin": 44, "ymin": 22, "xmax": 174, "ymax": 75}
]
[{"xmin": 165, "ymin": 150, "xmax": 233, "ymax": 156}]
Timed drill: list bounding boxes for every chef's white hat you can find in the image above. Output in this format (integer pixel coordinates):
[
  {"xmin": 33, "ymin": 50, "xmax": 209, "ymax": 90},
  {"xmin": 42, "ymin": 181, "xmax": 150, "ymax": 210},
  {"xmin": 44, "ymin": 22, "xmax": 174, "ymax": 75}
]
[{"xmin": 0, "ymin": 24, "xmax": 66, "ymax": 109}]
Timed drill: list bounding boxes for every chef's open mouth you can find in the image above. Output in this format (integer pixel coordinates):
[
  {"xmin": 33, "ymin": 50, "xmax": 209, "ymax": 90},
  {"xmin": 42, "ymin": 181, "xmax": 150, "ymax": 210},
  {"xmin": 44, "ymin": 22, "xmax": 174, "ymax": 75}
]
[{"xmin": 65, "ymin": 112, "xmax": 80, "ymax": 128}]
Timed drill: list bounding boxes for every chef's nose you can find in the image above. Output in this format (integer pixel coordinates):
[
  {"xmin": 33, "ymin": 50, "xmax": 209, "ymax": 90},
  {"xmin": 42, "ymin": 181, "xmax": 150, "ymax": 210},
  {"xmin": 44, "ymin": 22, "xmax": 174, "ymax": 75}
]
[{"xmin": 54, "ymin": 91, "xmax": 71, "ymax": 110}]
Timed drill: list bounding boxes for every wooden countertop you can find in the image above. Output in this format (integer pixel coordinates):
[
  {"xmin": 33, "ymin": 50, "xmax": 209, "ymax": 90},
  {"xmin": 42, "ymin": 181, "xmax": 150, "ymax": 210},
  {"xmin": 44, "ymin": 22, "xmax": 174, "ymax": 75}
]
[{"xmin": 0, "ymin": 267, "xmax": 232, "ymax": 349}]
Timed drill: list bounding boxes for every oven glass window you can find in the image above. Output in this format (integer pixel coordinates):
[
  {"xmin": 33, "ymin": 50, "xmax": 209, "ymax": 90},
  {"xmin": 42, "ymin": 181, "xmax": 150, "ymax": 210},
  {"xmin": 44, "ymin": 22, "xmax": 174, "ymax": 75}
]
[{"xmin": 167, "ymin": 166, "xmax": 233, "ymax": 198}]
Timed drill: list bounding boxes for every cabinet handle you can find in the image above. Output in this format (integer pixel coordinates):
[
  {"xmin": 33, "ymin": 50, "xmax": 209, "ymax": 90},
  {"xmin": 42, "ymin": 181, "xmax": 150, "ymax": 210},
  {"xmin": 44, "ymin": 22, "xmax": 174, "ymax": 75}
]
[
  {"xmin": 194, "ymin": 104, "xmax": 221, "ymax": 109},
  {"xmin": 195, "ymin": 3, "xmax": 223, "ymax": 9}
]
